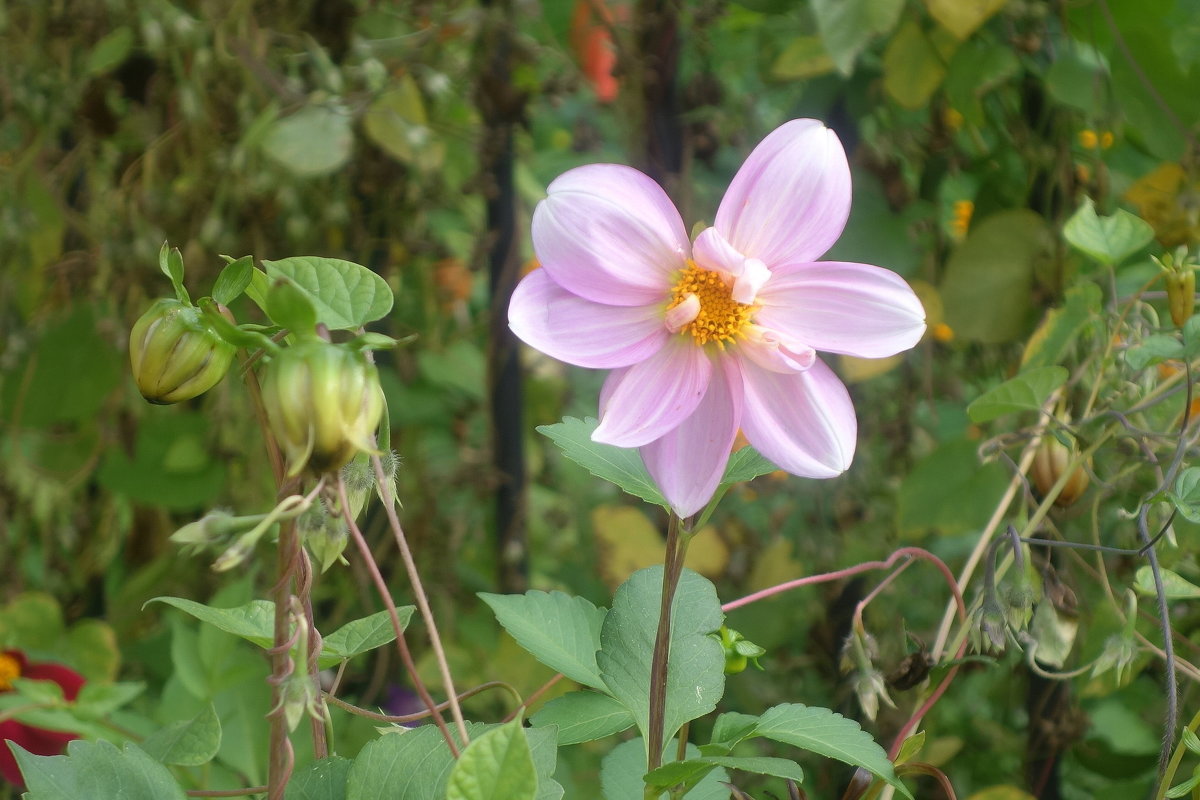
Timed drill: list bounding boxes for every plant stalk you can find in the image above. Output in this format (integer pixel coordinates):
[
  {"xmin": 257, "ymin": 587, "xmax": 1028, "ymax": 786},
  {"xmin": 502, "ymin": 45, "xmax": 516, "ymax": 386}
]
[{"xmin": 646, "ymin": 513, "xmax": 692, "ymax": 786}]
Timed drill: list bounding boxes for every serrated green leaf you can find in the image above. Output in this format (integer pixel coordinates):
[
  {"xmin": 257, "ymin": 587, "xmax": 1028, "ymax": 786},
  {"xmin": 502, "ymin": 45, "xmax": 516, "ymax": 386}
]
[
  {"xmin": 285, "ymin": 757, "xmax": 351, "ymax": 800},
  {"xmin": 968, "ymin": 366, "xmax": 1068, "ymax": 423},
  {"xmin": 212, "ymin": 256, "xmax": 254, "ymax": 306},
  {"xmin": 1125, "ymin": 335, "xmax": 1185, "ymax": 371},
  {"xmin": 1134, "ymin": 566, "xmax": 1200, "ymax": 600},
  {"xmin": 721, "ymin": 447, "xmax": 778, "ymax": 486},
  {"xmin": 262, "ymin": 257, "xmax": 393, "ymax": 330},
  {"xmin": 1063, "ymin": 198, "xmax": 1154, "ymax": 266},
  {"xmin": 646, "ymin": 755, "xmax": 804, "ymax": 791},
  {"xmin": 141, "ymin": 703, "xmax": 222, "ymax": 766},
  {"xmin": 320, "ymin": 609, "xmax": 412, "ymax": 668},
  {"xmin": 537, "ymin": 417, "xmax": 668, "ymax": 507},
  {"xmin": 601, "ymin": 739, "xmax": 729, "ymax": 800},
  {"xmin": 751, "ymin": 704, "xmax": 910, "ymax": 797},
  {"xmin": 445, "ymin": 718, "xmax": 538, "ymax": 800},
  {"xmin": 597, "ymin": 568, "xmax": 725, "ymax": 765},
  {"xmin": 529, "ymin": 691, "xmax": 634, "ymax": 745},
  {"xmin": 479, "ymin": 591, "xmax": 607, "ymax": 689},
  {"xmin": 13, "ymin": 740, "xmax": 187, "ymax": 800}
]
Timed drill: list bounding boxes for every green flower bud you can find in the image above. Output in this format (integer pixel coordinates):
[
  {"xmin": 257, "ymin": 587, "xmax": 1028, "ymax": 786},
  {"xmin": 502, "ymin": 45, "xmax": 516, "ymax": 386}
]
[
  {"xmin": 261, "ymin": 340, "xmax": 384, "ymax": 477},
  {"xmin": 716, "ymin": 625, "xmax": 765, "ymax": 675},
  {"xmin": 130, "ymin": 298, "xmax": 236, "ymax": 404},
  {"xmin": 1168, "ymin": 268, "xmax": 1196, "ymax": 328}
]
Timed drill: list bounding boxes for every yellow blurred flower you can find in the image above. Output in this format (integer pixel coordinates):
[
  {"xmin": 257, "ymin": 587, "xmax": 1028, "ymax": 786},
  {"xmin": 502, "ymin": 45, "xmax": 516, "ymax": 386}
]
[{"xmin": 951, "ymin": 200, "xmax": 974, "ymax": 239}]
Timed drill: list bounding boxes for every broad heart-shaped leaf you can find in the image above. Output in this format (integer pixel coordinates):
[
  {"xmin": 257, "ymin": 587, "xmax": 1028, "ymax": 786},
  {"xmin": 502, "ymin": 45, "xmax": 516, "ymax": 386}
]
[
  {"xmin": 751, "ymin": 704, "xmax": 910, "ymax": 797},
  {"xmin": 285, "ymin": 756, "xmax": 351, "ymax": 800},
  {"xmin": 267, "ymin": 277, "xmax": 319, "ymax": 334},
  {"xmin": 601, "ymin": 738, "xmax": 729, "ymax": 800},
  {"xmin": 445, "ymin": 718, "xmax": 538, "ymax": 800},
  {"xmin": 140, "ymin": 702, "xmax": 222, "ymax": 766},
  {"xmin": 346, "ymin": 723, "xmax": 560, "ymax": 800},
  {"xmin": 1171, "ymin": 467, "xmax": 1200, "ymax": 522},
  {"xmin": 597, "ymin": 567, "xmax": 725, "ymax": 766},
  {"xmin": 1134, "ymin": 566, "xmax": 1200, "ymax": 600},
  {"xmin": 967, "ymin": 366, "xmax": 1068, "ymax": 423},
  {"xmin": 147, "ymin": 597, "xmax": 413, "ymax": 668},
  {"xmin": 645, "ymin": 755, "xmax": 805, "ymax": 794},
  {"xmin": 479, "ymin": 591, "xmax": 607, "ymax": 689},
  {"xmin": 1063, "ymin": 198, "xmax": 1154, "ymax": 266},
  {"xmin": 537, "ymin": 417, "xmax": 668, "ymax": 507},
  {"xmin": 529, "ymin": 691, "xmax": 634, "ymax": 745},
  {"xmin": 13, "ymin": 739, "xmax": 187, "ymax": 800},
  {"xmin": 262, "ymin": 256, "xmax": 393, "ymax": 330}
]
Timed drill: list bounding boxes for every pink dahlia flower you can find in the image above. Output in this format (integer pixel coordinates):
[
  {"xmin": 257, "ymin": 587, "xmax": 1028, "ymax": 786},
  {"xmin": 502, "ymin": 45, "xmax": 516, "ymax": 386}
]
[{"xmin": 510, "ymin": 119, "xmax": 926, "ymax": 517}]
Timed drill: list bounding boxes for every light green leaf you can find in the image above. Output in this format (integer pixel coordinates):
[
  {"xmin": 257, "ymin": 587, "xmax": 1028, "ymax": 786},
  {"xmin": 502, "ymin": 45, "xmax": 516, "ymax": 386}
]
[
  {"xmin": 600, "ymin": 739, "xmax": 729, "ymax": 800},
  {"xmin": 941, "ymin": 210, "xmax": 1051, "ymax": 343},
  {"xmin": 771, "ymin": 36, "xmax": 835, "ymax": 80},
  {"xmin": 13, "ymin": 740, "xmax": 187, "ymax": 800},
  {"xmin": 267, "ymin": 279, "xmax": 319, "ymax": 334},
  {"xmin": 645, "ymin": 755, "xmax": 804, "ymax": 792},
  {"xmin": 752, "ymin": 704, "xmax": 910, "ymax": 797},
  {"xmin": 967, "ymin": 366, "xmax": 1068, "ymax": 423},
  {"xmin": 1029, "ymin": 600, "xmax": 1078, "ymax": 669},
  {"xmin": 285, "ymin": 757, "xmax": 351, "ymax": 800},
  {"xmin": 812, "ymin": 0, "xmax": 904, "ymax": 75},
  {"xmin": 212, "ymin": 256, "xmax": 255, "ymax": 306},
  {"xmin": 1022, "ymin": 282, "xmax": 1102, "ymax": 370},
  {"xmin": 363, "ymin": 77, "xmax": 444, "ymax": 169},
  {"xmin": 537, "ymin": 417, "xmax": 668, "ymax": 507},
  {"xmin": 1063, "ymin": 198, "xmax": 1155, "ymax": 266},
  {"xmin": 479, "ymin": 591, "xmax": 607, "ymax": 689},
  {"xmin": 597, "ymin": 568, "xmax": 725, "ymax": 764},
  {"xmin": 882, "ymin": 21, "xmax": 958, "ymax": 109},
  {"xmin": 87, "ymin": 27, "xmax": 134, "ymax": 76},
  {"xmin": 262, "ymin": 256, "xmax": 393, "ymax": 330},
  {"xmin": 1134, "ymin": 566, "xmax": 1200, "ymax": 600},
  {"xmin": 320, "ymin": 609, "xmax": 412, "ymax": 668},
  {"xmin": 141, "ymin": 703, "xmax": 222, "ymax": 766},
  {"xmin": 261, "ymin": 105, "xmax": 353, "ymax": 177},
  {"xmin": 445, "ymin": 718, "xmax": 538, "ymax": 800},
  {"xmin": 1125, "ymin": 335, "xmax": 1185, "ymax": 371},
  {"xmin": 1169, "ymin": 467, "xmax": 1200, "ymax": 523},
  {"xmin": 72, "ymin": 682, "xmax": 145, "ymax": 718},
  {"xmin": 529, "ymin": 691, "xmax": 634, "ymax": 745},
  {"xmin": 721, "ymin": 447, "xmax": 778, "ymax": 486},
  {"xmin": 925, "ymin": 0, "xmax": 1007, "ymax": 39}
]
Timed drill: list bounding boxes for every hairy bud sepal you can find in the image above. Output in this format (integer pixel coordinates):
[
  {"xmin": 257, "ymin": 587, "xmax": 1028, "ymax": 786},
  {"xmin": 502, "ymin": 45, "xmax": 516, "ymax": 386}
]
[{"xmin": 130, "ymin": 298, "xmax": 236, "ymax": 404}]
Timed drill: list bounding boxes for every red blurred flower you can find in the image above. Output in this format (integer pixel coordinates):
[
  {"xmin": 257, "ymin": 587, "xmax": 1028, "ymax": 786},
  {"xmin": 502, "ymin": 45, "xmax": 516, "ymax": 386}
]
[
  {"xmin": 0, "ymin": 650, "xmax": 85, "ymax": 788},
  {"xmin": 571, "ymin": 0, "xmax": 624, "ymax": 103}
]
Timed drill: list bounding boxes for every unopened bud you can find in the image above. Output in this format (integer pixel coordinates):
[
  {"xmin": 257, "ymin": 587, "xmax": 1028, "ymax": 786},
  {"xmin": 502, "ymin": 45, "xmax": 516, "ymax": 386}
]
[
  {"xmin": 715, "ymin": 625, "xmax": 765, "ymax": 675},
  {"xmin": 130, "ymin": 298, "xmax": 235, "ymax": 404},
  {"xmin": 1167, "ymin": 268, "xmax": 1196, "ymax": 327},
  {"xmin": 1031, "ymin": 432, "xmax": 1089, "ymax": 507},
  {"xmin": 260, "ymin": 340, "xmax": 384, "ymax": 477}
]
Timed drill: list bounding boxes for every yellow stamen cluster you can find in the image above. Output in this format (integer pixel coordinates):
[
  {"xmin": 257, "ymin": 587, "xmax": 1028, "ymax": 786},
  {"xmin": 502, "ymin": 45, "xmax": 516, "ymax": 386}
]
[
  {"xmin": 0, "ymin": 653, "xmax": 21, "ymax": 692},
  {"xmin": 667, "ymin": 261, "xmax": 755, "ymax": 346}
]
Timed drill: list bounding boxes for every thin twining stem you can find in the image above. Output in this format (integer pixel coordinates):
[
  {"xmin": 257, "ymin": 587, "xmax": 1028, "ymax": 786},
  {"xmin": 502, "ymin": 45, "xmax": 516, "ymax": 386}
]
[
  {"xmin": 326, "ymin": 681, "xmax": 514, "ymax": 724},
  {"xmin": 338, "ymin": 476, "xmax": 460, "ymax": 757},
  {"xmin": 370, "ymin": 453, "xmax": 470, "ymax": 746}
]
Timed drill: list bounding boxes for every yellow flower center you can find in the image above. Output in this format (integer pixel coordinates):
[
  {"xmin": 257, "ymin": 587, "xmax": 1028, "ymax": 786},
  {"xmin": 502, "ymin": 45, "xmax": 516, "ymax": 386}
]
[
  {"xmin": 666, "ymin": 261, "xmax": 756, "ymax": 347},
  {"xmin": 0, "ymin": 652, "xmax": 21, "ymax": 691}
]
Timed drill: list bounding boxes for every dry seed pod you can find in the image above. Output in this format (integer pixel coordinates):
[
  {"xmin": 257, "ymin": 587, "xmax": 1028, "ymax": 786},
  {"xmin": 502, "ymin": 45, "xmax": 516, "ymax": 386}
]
[{"xmin": 1031, "ymin": 433, "xmax": 1090, "ymax": 507}]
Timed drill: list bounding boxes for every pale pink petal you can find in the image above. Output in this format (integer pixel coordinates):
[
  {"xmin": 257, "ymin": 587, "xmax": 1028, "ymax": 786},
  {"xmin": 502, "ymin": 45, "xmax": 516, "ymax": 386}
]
[
  {"xmin": 756, "ymin": 261, "xmax": 926, "ymax": 358},
  {"xmin": 664, "ymin": 294, "xmax": 700, "ymax": 333},
  {"xmin": 738, "ymin": 356, "xmax": 856, "ymax": 478},
  {"xmin": 642, "ymin": 360, "xmax": 742, "ymax": 518},
  {"xmin": 714, "ymin": 119, "xmax": 851, "ymax": 265},
  {"xmin": 738, "ymin": 325, "xmax": 816, "ymax": 373},
  {"xmin": 692, "ymin": 227, "xmax": 770, "ymax": 304},
  {"xmin": 593, "ymin": 338, "xmax": 712, "ymax": 448},
  {"xmin": 533, "ymin": 164, "xmax": 688, "ymax": 307},
  {"xmin": 508, "ymin": 269, "xmax": 669, "ymax": 368}
]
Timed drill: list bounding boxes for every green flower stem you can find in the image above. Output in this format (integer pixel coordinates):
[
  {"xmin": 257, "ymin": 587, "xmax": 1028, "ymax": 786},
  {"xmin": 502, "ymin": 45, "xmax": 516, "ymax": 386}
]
[
  {"xmin": 337, "ymin": 476, "xmax": 460, "ymax": 757},
  {"xmin": 646, "ymin": 512, "xmax": 694, "ymax": 791},
  {"xmin": 326, "ymin": 680, "xmax": 517, "ymax": 724},
  {"xmin": 370, "ymin": 453, "xmax": 470, "ymax": 748},
  {"xmin": 1155, "ymin": 707, "xmax": 1200, "ymax": 800}
]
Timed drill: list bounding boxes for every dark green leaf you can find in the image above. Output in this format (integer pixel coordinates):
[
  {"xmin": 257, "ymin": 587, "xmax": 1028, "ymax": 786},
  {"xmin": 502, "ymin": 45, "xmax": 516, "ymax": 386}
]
[
  {"xmin": 479, "ymin": 591, "xmax": 607, "ymax": 689},
  {"xmin": 13, "ymin": 740, "xmax": 187, "ymax": 800},
  {"xmin": 529, "ymin": 691, "xmax": 634, "ymax": 745},
  {"xmin": 967, "ymin": 366, "xmax": 1068, "ymax": 423},
  {"xmin": 285, "ymin": 757, "xmax": 351, "ymax": 800},
  {"xmin": 537, "ymin": 417, "xmax": 667, "ymax": 507},
  {"xmin": 320, "ymin": 609, "xmax": 413, "ymax": 668},
  {"xmin": 1125, "ymin": 335, "xmax": 1184, "ymax": 371},
  {"xmin": 141, "ymin": 703, "xmax": 222, "ymax": 766}
]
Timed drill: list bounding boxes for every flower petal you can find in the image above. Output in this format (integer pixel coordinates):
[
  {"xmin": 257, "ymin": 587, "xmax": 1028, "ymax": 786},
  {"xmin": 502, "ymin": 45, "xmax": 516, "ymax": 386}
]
[
  {"xmin": 738, "ymin": 356, "xmax": 856, "ymax": 478},
  {"xmin": 755, "ymin": 261, "xmax": 927, "ymax": 358},
  {"xmin": 715, "ymin": 119, "xmax": 852, "ymax": 265},
  {"xmin": 533, "ymin": 164, "xmax": 688, "ymax": 306},
  {"xmin": 593, "ymin": 337, "xmax": 712, "ymax": 448},
  {"xmin": 509, "ymin": 269, "xmax": 668, "ymax": 368},
  {"xmin": 642, "ymin": 359, "xmax": 742, "ymax": 518}
]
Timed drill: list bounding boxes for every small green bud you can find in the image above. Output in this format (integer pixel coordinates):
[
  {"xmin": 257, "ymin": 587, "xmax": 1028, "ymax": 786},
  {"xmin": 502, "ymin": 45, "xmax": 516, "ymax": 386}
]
[
  {"xmin": 130, "ymin": 298, "xmax": 236, "ymax": 403},
  {"xmin": 1168, "ymin": 268, "xmax": 1196, "ymax": 327},
  {"xmin": 261, "ymin": 340, "xmax": 384, "ymax": 477},
  {"xmin": 715, "ymin": 625, "xmax": 766, "ymax": 675}
]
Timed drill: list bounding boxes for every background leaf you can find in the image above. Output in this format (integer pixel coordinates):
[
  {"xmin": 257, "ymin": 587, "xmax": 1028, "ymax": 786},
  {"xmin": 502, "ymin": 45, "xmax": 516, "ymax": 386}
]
[
  {"xmin": 967, "ymin": 366, "xmax": 1067, "ymax": 423},
  {"xmin": 13, "ymin": 740, "xmax": 187, "ymax": 800},
  {"xmin": 141, "ymin": 703, "xmax": 222, "ymax": 766}
]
